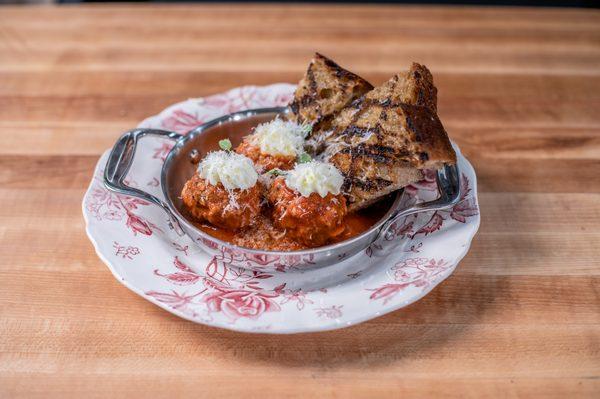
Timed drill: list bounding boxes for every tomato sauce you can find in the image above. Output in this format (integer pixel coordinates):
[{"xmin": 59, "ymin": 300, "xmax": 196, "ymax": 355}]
[{"xmin": 193, "ymin": 199, "xmax": 390, "ymax": 251}]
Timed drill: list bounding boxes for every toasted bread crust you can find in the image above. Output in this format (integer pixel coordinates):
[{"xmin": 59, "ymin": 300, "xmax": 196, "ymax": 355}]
[
  {"xmin": 289, "ymin": 53, "xmax": 373, "ymax": 132},
  {"xmin": 360, "ymin": 63, "xmax": 438, "ymax": 112}
]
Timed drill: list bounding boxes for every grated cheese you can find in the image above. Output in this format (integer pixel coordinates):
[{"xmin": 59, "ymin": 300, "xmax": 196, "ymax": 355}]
[
  {"xmin": 249, "ymin": 118, "xmax": 310, "ymax": 157},
  {"xmin": 285, "ymin": 160, "xmax": 344, "ymax": 198},
  {"xmin": 198, "ymin": 151, "xmax": 258, "ymax": 190}
]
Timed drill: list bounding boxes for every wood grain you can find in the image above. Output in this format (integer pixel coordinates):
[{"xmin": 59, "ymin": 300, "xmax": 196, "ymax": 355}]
[{"xmin": 0, "ymin": 4, "xmax": 599, "ymax": 399}]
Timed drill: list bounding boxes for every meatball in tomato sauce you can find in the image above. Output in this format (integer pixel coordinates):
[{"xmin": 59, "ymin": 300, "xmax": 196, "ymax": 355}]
[
  {"xmin": 181, "ymin": 151, "xmax": 261, "ymax": 230},
  {"xmin": 268, "ymin": 161, "xmax": 347, "ymax": 247},
  {"xmin": 235, "ymin": 118, "xmax": 310, "ymax": 172},
  {"xmin": 236, "ymin": 139, "xmax": 296, "ymax": 171}
]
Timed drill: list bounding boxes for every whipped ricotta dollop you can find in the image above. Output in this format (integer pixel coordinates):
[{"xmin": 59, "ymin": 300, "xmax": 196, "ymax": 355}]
[
  {"xmin": 250, "ymin": 118, "xmax": 309, "ymax": 157},
  {"xmin": 284, "ymin": 160, "xmax": 344, "ymax": 198},
  {"xmin": 198, "ymin": 151, "xmax": 258, "ymax": 190}
]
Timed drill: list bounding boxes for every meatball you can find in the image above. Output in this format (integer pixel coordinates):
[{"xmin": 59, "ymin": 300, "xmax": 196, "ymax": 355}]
[
  {"xmin": 236, "ymin": 138, "xmax": 296, "ymax": 172},
  {"xmin": 181, "ymin": 173, "xmax": 261, "ymax": 230},
  {"xmin": 268, "ymin": 178, "xmax": 348, "ymax": 247}
]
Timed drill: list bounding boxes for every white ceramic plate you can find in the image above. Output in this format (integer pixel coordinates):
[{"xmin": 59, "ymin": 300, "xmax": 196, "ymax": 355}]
[{"xmin": 83, "ymin": 84, "xmax": 480, "ymax": 334}]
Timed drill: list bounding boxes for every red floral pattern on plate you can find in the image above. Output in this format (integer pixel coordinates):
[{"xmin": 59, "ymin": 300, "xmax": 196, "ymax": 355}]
[
  {"xmin": 113, "ymin": 242, "xmax": 140, "ymax": 259},
  {"xmin": 203, "ymin": 282, "xmax": 281, "ymax": 322},
  {"xmin": 162, "ymin": 110, "xmax": 206, "ymax": 134},
  {"xmin": 367, "ymin": 258, "xmax": 451, "ymax": 304},
  {"xmin": 86, "ymin": 179, "xmax": 163, "ymax": 237},
  {"xmin": 315, "ymin": 305, "xmax": 343, "ymax": 319}
]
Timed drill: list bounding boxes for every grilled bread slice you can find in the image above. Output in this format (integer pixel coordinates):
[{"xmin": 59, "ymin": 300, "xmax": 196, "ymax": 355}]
[
  {"xmin": 322, "ymin": 66, "xmax": 455, "ymax": 210},
  {"xmin": 289, "ymin": 53, "xmax": 373, "ymax": 134}
]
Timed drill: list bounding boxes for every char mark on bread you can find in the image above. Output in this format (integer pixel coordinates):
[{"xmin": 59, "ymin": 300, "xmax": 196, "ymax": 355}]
[{"xmin": 288, "ymin": 53, "xmax": 373, "ymax": 135}]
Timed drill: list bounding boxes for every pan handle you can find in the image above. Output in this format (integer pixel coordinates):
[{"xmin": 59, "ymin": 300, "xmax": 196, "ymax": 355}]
[
  {"xmin": 104, "ymin": 128, "xmax": 184, "ymax": 234},
  {"xmin": 376, "ymin": 163, "xmax": 461, "ymax": 243}
]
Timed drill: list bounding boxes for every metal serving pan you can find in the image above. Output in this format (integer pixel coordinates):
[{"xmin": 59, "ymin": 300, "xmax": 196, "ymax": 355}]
[{"xmin": 104, "ymin": 107, "xmax": 460, "ymax": 270}]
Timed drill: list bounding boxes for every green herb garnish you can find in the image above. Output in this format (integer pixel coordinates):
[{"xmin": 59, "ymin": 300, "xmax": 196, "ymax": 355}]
[
  {"xmin": 301, "ymin": 124, "xmax": 313, "ymax": 137},
  {"xmin": 267, "ymin": 168, "xmax": 286, "ymax": 176},
  {"xmin": 298, "ymin": 153, "xmax": 312, "ymax": 164},
  {"xmin": 218, "ymin": 138, "xmax": 232, "ymax": 151}
]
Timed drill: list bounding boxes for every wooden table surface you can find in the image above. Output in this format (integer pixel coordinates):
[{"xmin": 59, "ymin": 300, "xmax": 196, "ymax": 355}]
[{"xmin": 1, "ymin": 4, "xmax": 599, "ymax": 398}]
